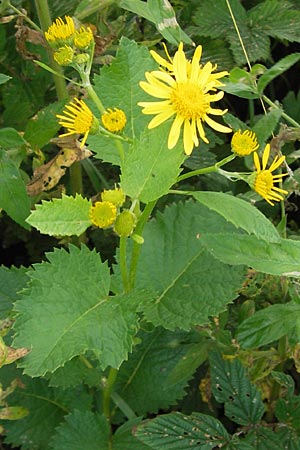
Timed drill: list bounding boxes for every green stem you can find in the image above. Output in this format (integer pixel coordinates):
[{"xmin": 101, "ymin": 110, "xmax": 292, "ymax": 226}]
[
  {"xmin": 120, "ymin": 236, "xmax": 130, "ymax": 293},
  {"xmin": 177, "ymin": 154, "xmax": 236, "ymax": 183},
  {"xmin": 84, "ymin": 83, "xmax": 106, "ymax": 115},
  {"xmin": 8, "ymin": 2, "xmax": 41, "ymax": 31},
  {"xmin": 110, "ymin": 392, "xmax": 137, "ymax": 420},
  {"xmin": 262, "ymin": 95, "xmax": 300, "ymax": 128},
  {"xmin": 129, "ymin": 201, "xmax": 156, "ymax": 289},
  {"xmin": 34, "ymin": 0, "xmax": 68, "ymax": 101},
  {"xmin": 103, "ymin": 367, "xmax": 118, "ymax": 419}
]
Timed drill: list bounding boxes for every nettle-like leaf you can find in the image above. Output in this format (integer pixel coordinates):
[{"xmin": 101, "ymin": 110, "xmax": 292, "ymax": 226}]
[
  {"xmin": 50, "ymin": 410, "xmax": 110, "ymax": 450},
  {"xmin": 113, "ymin": 418, "xmax": 152, "ymax": 450},
  {"xmin": 210, "ymin": 350, "xmax": 265, "ymax": 426},
  {"xmin": 131, "ymin": 200, "xmax": 245, "ymax": 330},
  {"xmin": 47, "ymin": 356, "xmax": 103, "ymax": 388},
  {"xmin": 26, "ymin": 194, "xmax": 92, "ymax": 236},
  {"xmin": 121, "ymin": 122, "xmax": 185, "ymax": 203},
  {"xmin": 89, "ymin": 37, "xmax": 157, "ymax": 165},
  {"xmin": 1, "ymin": 365, "xmax": 92, "ymax": 450},
  {"xmin": 237, "ymin": 302, "xmax": 300, "ymax": 349},
  {"xmin": 114, "ymin": 328, "xmax": 201, "ymax": 416},
  {"xmin": 135, "ymin": 411, "xmax": 230, "ymax": 449},
  {"xmin": 0, "ymin": 266, "xmax": 28, "ymax": 319},
  {"xmin": 13, "ymin": 245, "xmax": 141, "ymax": 377},
  {"xmin": 0, "ymin": 148, "xmax": 30, "ymax": 229}
]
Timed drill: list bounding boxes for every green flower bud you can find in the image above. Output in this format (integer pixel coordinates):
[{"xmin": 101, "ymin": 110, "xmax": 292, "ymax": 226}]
[{"xmin": 114, "ymin": 210, "xmax": 136, "ymax": 237}]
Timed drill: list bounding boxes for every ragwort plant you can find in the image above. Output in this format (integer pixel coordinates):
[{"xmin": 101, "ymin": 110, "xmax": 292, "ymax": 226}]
[{"xmin": 1, "ymin": 0, "xmax": 300, "ymax": 448}]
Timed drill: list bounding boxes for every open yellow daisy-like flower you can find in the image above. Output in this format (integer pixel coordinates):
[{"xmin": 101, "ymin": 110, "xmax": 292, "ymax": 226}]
[
  {"xmin": 250, "ymin": 144, "xmax": 288, "ymax": 205},
  {"xmin": 56, "ymin": 98, "xmax": 98, "ymax": 147},
  {"xmin": 138, "ymin": 43, "xmax": 232, "ymax": 155},
  {"xmin": 89, "ymin": 201, "xmax": 117, "ymax": 228},
  {"xmin": 45, "ymin": 16, "xmax": 75, "ymax": 47},
  {"xmin": 101, "ymin": 108, "xmax": 127, "ymax": 133},
  {"xmin": 231, "ymin": 129, "xmax": 259, "ymax": 156}
]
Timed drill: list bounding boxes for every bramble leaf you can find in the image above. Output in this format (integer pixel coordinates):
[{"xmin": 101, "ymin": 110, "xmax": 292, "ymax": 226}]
[{"xmin": 0, "ymin": 266, "xmax": 28, "ymax": 319}]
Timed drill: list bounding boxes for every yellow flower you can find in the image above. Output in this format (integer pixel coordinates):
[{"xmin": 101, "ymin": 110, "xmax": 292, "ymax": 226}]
[
  {"xmin": 231, "ymin": 129, "xmax": 259, "ymax": 156},
  {"xmin": 138, "ymin": 42, "xmax": 232, "ymax": 155},
  {"xmin": 89, "ymin": 201, "xmax": 117, "ymax": 228},
  {"xmin": 45, "ymin": 16, "xmax": 75, "ymax": 47},
  {"xmin": 101, "ymin": 187, "xmax": 126, "ymax": 207},
  {"xmin": 74, "ymin": 26, "xmax": 94, "ymax": 49},
  {"xmin": 53, "ymin": 46, "xmax": 74, "ymax": 66},
  {"xmin": 101, "ymin": 108, "xmax": 127, "ymax": 133},
  {"xmin": 56, "ymin": 98, "xmax": 97, "ymax": 147},
  {"xmin": 250, "ymin": 144, "xmax": 288, "ymax": 205}
]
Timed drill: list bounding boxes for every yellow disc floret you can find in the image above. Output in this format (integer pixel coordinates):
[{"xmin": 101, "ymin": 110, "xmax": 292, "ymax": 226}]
[
  {"xmin": 74, "ymin": 26, "xmax": 94, "ymax": 49},
  {"xmin": 53, "ymin": 46, "xmax": 74, "ymax": 66},
  {"xmin": 89, "ymin": 201, "xmax": 117, "ymax": 228},
  {"xmin": 101, "ymin": 108, "xmax": 127, "ymax": 133},
  {"xmin": 231, "ymin": 130, "xmax": 259, "ymax": 156}
]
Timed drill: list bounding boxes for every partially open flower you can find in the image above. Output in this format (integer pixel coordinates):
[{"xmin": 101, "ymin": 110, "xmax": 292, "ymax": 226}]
[
  {"xmin": 45, "ymin": 16, "xmax": 75, "ymax": 48},
  {"xmin": 101, "ymin": 108, "xmax": 127, "ymax": 133},
  {"xmin": 89, "ymin": 201, "xmax": 117, "ymax": 228},
  {"xmin": 74, "ymin": 26, "xmax": 94, "ymax": 49},
  {"xmin": 53, "ymin": 46, "xmax": 74, "ymax": 66},
  {"xmin": 101, "ymin": 187, "xmax": 126, "ymax": 207},
  {"xmin": 231, "ymin": 130, "xmax": 259, "ymax": 156}
]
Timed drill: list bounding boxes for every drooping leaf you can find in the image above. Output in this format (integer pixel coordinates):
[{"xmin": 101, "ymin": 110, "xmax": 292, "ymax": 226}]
[
  {"xmin": 237, "ymin": 302, "xmax": 300, "ymax": 349},
  {"xmin": 210, "ymin": 350, "xmax": 265, "ymax": 426},
  {"xmin": 200, "ymin": 233, "xmax": 300, "ymax": 276},
  {"xmin": 121, "ymin": 123, "xmax": 185, "ymax": 203},
  {"xmin": 135, "ymin": 411, "xmax": 230, "ymax": 449},
  {"xmin": 13, "ymin": 245, "xmax": 140, "ymax": 376},
  {"xmin": 132, "ymin": 201, "xmax": 245, "ymax": 330},
  {"xmin": 26, "ymin": 194, "xmax": 92, "ymax": 236},
  {"xmin": 0, "ymin": 148, "xmax": 30, "ymax": 229},
  {"xmin": 191, "ymin": 191, "xmax": 280, "ymax": 243},
  {"xmin": 115, "ymin": 328, "xmax": 200, "ymax": 416},
  {"xmin": 0, "ymin": 266, "xmax": 28, "ymax": 319},
  {"xmin": 89, "ymin": 37, "xmax": 157, "ymax": 165},
  {"xmin": 50, "ymin": 410, "xmax": 110, "ymax": 450}
]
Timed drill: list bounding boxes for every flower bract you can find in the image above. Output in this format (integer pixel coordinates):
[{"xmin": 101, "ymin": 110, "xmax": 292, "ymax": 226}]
[
  {"xmin": 101, "ymin": 108, "xmax": 127, "ymax": 133},
  {"xmin": 56, "ymin": 98, "xmax": 97, "ymax": 147},
  {"xmin": 250, "ymin": 144, "xmax": 288, "ymax": 205},
  {"xmin": 138, "ymin": 42, "xmax": 232, "ymax": 155},
  {"xmin": 231, "ymin": 129, "xmax": 259, "ymax": 156},
  {"xmin": 89, "ymin": 201, "xmax": 117, "ymax": 228},
  {"xmin": 45, "ymin": 16, "xmax": 75, "ymax": 47}
]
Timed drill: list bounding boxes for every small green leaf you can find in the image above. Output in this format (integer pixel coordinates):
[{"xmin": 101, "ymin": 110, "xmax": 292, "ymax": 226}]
[
  {"xmin": 210, "ymin": 350, "xmax": 265, "ymax": 425},
  {"xmin": 0, "ymin": 148, "xmax": 30, "ymax": 229},
  {"xmin": 0, "ymin": 73, "xmax": 11, "ymax": 85},
  {"xmin": 121, "ymin": 123, "xmax": 185, "ymax": 203},
  {"xmin": 257, "ymin": 53, "xmax": 300, "ymax": 93},
  {"xmin": 221, "ymin": 67, "xmax": 260, "ymax": 99},
  {"xmin": 0, "ymin": 128, "xmax": 26, "ymax": 149},
  {"xmin": 26, "ymin": 194, "xmax": 92, "ymax": 236},
  {"xmin": 50, "ymin": 410, "xmax": 110, "ymax": 450},
  {"xmin": 237, "ymin": 302, "xmax": 300, "ymax": 349},
  {"xmin": 135, "ymin": 411, "xmax": 230, "ymax": 449},
  {"xmin": 192, "ymin": 191, "xmax": 280, "ymax": 243}
]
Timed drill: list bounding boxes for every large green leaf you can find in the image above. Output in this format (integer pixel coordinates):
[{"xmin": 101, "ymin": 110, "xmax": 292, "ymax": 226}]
[
  {"xmin": 13, "ymin": 245, "xmax": 140, "ymax": 376},
  {"xmin": 237, "ymin": 302, "xmax": 300, "ymax": 349},
  {"xmin": 191, "ymin": 191, "xmax": 280, "ymax": 242},
  {"xmin": 89, "ymin": 37, "xmax": 157, "ymax": 165},
  {"xmin": 26, "ymin": 194, "xmax": 92, "ymax": 236},
  {"xmin": 210, "ymin": 351, "xmax": 265, "ymax": 426},
  {"xmin": 133, "ymin": 201, "xmax": 245, "ymax": 330},
  {"xmin": 121, "ymin": 123, "xmax": 185, "ymax": 203},
  {"xmin": 115, "ymin": 328, "xmax": 200, "ymax": 416},
  {"xmin": 50, "ymin": 410, "xmax": 110, "ymax": 450},
  {"xmin": 0, "ymin": 266, "xmax": 28, "ymax": 319},
  {"xmin": 200, "ymin": 233, "xmax": 300, "ymax": 276},
  {"xmin": 135, "ymin": 412, "xmax": 230, "ymax": 449},
  {"xmin": 0, "ymin": 148, "xmax": 30, "ymax": 229},
  {"xmin": 0, "ymin": 128, "xmax": 26, "ymax": 149}
]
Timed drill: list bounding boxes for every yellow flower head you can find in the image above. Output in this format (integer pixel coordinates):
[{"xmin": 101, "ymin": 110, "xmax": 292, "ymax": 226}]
[
  {"xmin": 138, "ymin": 42, "xmax": 232, "ymax": 155},
  {"xmin": 56, "ymin": 98, "xmax": 97, "ymax": 147},
  {"xmin": 101, "ymin": 108, "xmax": 127, "ymax": 133},
  {"xmin": 89, "ymin": 201, "xmax": 117, "ymax": 228},
  {"xmin": 53, "ymin": 45, "xmax": 74, "ymax": 66},
  {"xmin": 250, "ymin": 144, "xmax": 288, "ymax": 205},
  {"xmin": 101, "ymin": 187, "xmax": 126, "ymax": 207},
  {"xmin": 231, "ymin": 129, "xmax": 259, "ymax": 156},
  {"xmin": 45, "ymin": 16, "xmax": 75, "ymax": 47},
  {"xmin": 74, "ymin": 26, "xmax": 94, "ymax": 49}
]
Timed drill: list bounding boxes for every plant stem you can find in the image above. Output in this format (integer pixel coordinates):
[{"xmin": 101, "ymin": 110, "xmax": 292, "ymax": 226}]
[
  {"xmin": 177, "ymin": 154, "xmax": 236, "ymax": 183},
  {"xmin": 84, "ymin": 83, "xmax": 106, "ymax": 115},
  {"xmin": 8, "ymin": 2, "xmax": 41, "ymax": 31},
  {"xmin": 120, "ymin": 236, "xmax": 130, "ymax": 293},
  {"xmin": 103, "ymin": 367, "xmax": 118, "ymax": 419},
  {"xmin": 262, "ymin": 95, "xmax": 300, "ymax": 128}
]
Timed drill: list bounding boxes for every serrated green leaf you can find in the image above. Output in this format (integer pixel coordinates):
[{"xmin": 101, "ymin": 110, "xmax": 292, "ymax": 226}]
[
  {"xmin": 26, "ymin": 194, "xmax": 92, "ymax": 236},
  {"xmin": 133, "ymin": 201, "xmax": 245, "ymax": 330},
  {"xmin": 276, "ymin": 395, "xmax": 300, "ymax": 431},
  {"xmin": 210, "ymin": 351, "xmax": 265, "ymax": 426},
  {"xmin": 0, "ymin": 266, "xmax": 28, "ymax": 319},
  {"xmin": 47, "ymin": 356, "xmax": 103, "ymax": 388},
  {"xmin": 0, "ymin": 148, "xmax": 30, "ymax": 229},
  {"xmin": 257, "ymin": 53, "xmax": 300, "ymax": 93},
  {"xmin": 200, "ymin": 233, "xmax": 300, "ymax": 276},
  {"xmin": 115, "ymin": 328, "xmax": 199, "ymax": 416},
  {"xmin": 135, "ymin": 411, "xmax": 230, "ymax": 449},
  {"xmin": 121, "ymin": 123, "xmax": 185, "ymax": 203},
  {"xmin": 191, "ymin": 191, "xmax": 280, "ymax": 243},
  {"xmin": 89, "ymin": 38, "xmax": 157, "ymax": 165},
  {"xmin": 253, "ymin": 108, "xmax": 282, "ymax": 145},
  {"xmin": 237, "ymin": 302, "xmax": 300, "ymax": 349},
  {"xmin": 113, "ymin": 418, "xmax": 152, "ymax": 450},
  {"xmin": 13, "ymin": 245, "xmax": 140, "ymax": 376},
  {"xmin": 0, "ymin": 73, "xmax": 11, "ymax": 85},
  {"xmin": 245, "ymin": 426, "xmax": 289, "ymax": 450},
  {"xmin": 0, "ymin": 128, "xmax": 26, "ymax": 149},
  {"xmin": 50, "ymin": 410, "xmax": 110, "ymax": 450}
]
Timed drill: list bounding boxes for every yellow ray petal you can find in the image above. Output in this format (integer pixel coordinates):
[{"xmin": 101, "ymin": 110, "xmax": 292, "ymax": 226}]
[{"xmin": 168, "ymin": 115, "xmax": 184, "ymax": 149}]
